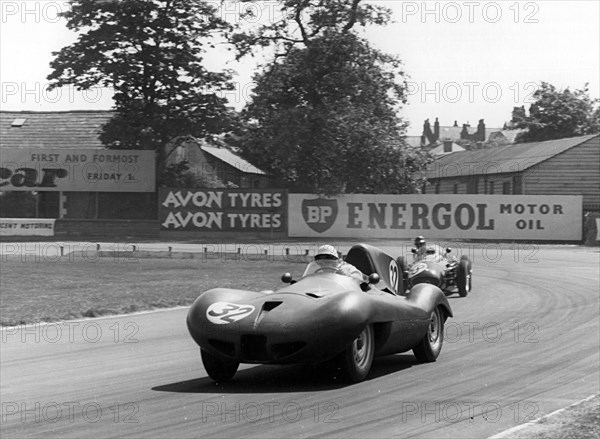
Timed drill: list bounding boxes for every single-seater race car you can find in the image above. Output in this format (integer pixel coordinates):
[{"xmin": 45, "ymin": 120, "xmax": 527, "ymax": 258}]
[
  {"xmin": 187, "ymin": 243, "xmax": 452, "ymax": 383},
  {"xmin": 397, "ymin": 238, "xmax": 473, "ymax": 297}
]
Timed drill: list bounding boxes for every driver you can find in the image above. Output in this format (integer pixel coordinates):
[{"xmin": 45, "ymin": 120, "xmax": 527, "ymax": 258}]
[
  {"xmin": 303, "ymin": 245, "xmax": 366, "ymax": 282},
  {"xmin": 413, "ymin": 236, "xmax": 427, "ymax": 260}
]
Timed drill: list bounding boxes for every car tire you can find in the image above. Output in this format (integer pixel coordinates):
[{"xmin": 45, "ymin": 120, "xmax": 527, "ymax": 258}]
[
  {"xmin": 457, "ymin": 258, "xmax": 471, "ymax": 297},
  {"xmin": 201, "ymin": 348, "xmax": 239, "ymax": 382},
  {"xmin": 413, "ymin": 306, "xmax": 444, "ymax": 362},
  {"xmin": 338, "ymin": 324, "xmax": 375, "ymax": 383}
]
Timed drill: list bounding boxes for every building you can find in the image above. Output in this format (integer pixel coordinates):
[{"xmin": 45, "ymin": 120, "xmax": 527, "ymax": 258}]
[
  {"xmin": 424, "ymin": 134, "xmax": 600, "ymax": 211},
  {"xmin": 164, "ymin": 135, "xmax": 271, "ymax": 189},
  {"xmin": 418, "ymin": 118, "xmax": 504, "ymax": 155},
  {"xmin": 0, "ymin": 110, "xmax": 269, "ymax": 220}
]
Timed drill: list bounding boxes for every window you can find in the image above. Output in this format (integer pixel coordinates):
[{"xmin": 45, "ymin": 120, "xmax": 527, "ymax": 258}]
[
  {"xmin": 502, "ymin": 181, "xmax": 511, "ymax": 194},
  {"xmin": 489, "ymin": 181, "xmax": 495, "ymax": 194},
  {"xmin": 453, "ymin": 183, "xmax": 459, "ymax": 194}
]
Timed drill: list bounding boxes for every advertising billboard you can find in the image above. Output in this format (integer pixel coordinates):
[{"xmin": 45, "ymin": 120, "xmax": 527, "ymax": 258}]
[
  {"xmin": 0, "ymin": 218, "xmax": 55, "ymax": 237},
  {"xmin": 159, "ymin": 188, "xmax": 287, "ymax": 233},
  {"xmin": 0, "ymin": 148, "xmax": 155, "ymax": 192},
  {"xmin": 289, "ymin": 194, "xmax": 582, "ymax": 240}
]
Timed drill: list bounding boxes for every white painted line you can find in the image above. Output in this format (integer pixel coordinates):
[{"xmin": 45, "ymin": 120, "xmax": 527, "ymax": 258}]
[{"xmin": 489, "ymin": 394, "xmax": 599, "ymax": 438}]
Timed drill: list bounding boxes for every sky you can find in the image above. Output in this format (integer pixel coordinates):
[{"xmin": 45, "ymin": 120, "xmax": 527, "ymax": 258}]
[{"xmin": 0, "ymin": 0, "xmax": 598, "ymax": 135}]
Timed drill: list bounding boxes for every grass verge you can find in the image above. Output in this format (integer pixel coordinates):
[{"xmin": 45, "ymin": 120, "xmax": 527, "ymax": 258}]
[{"xmin": 0, "ymin": 254, "xmax": 306, "ymax": 326}]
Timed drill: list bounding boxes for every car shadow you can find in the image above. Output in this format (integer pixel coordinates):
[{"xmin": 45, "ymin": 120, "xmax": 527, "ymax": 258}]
[{"xmin": 152, "ymin": 354, "xmax": 417, "ymax": 394}]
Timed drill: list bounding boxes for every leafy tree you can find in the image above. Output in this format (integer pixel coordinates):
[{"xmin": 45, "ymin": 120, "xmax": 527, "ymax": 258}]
[
  {"xmin": 233, "ymin": 0, "xmax": 430, "ymax": 195},
  {"xmin": 47, "ymin": 0, "xmax": 236, "ymax": 173},
  {"xmin": 510, "ymin": 82, "xmax": 599, "ymax": 143}
]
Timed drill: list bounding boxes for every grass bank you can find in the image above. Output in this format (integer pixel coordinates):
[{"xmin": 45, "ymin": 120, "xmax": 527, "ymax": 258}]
[{"xmin": 0, "ymin": 254, "xmax": 306, "ymax": 326}]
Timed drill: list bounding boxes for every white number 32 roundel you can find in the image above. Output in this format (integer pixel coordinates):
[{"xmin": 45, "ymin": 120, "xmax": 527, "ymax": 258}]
[{"xmin": 206, "ymin": 302, "xmax": 255, "ymax": 324}]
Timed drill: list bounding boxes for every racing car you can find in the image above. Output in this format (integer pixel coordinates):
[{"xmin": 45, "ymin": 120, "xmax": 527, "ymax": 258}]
[
  {"xmin": 187, "ymin": 243, "xmax": 452, "ymax": 383},
  {"xmin": 397, "ymin": 240, "xmax": 472, "ymax": 297}
]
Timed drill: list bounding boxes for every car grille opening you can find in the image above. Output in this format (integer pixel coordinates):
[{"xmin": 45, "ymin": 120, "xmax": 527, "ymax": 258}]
[{"xmin": 241, "ymin": 334, "xmax": 268, "ymax": 361}]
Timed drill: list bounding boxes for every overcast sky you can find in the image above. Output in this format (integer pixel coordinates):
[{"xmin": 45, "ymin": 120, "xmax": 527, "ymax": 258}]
[{"xmin": 1, "ymin": 0, "xmax": 598, "ymax": 135}]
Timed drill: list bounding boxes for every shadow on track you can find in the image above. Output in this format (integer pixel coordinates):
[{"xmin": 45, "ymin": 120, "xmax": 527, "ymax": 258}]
[{"xmin": 152, "ymin": 354, "xmax": 416, "ymax": 394}]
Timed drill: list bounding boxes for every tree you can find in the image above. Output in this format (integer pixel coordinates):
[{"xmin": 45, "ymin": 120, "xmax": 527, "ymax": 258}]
[
  {"xmin": 47, "ymin": 0, "xmax": 235, "ymax": 174},
  {"xmin": 510, "ymin": 82, "xmax": 599, "ymax": 143},
  {"xmin": 232, "ymin": 0, "xmax": 430, "ymax": 195}
]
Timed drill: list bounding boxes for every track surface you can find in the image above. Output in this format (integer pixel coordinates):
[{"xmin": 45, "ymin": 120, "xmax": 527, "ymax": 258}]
[{"xmin": 1, "ymin": 243, "xmax": 599, "ymax": 438}]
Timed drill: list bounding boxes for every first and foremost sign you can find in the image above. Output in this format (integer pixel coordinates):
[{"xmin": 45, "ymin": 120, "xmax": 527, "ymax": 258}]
[
  {"xmin": 159, "ymin": 188, "xmax": 287, "ymax": 232},
  {"xmin": 0, "ymin": 148, "xmax": 155, "ymax": 192},
  {"xmin": 289, "ymin": 194, "xmax": 583, "ymax": 240}
]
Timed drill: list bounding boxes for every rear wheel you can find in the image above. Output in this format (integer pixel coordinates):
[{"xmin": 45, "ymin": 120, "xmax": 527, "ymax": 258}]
[
  {"xmin": 413, "ymin": 306, "xmax": 444, "ymax": 362},
  {"xmin": 457, "ymin": 258, "xmax": 472, "ymax": 297},
  {"xmin": 201, "ymin": 349, "xmax": 239, "ymax": 382},
  {"xmin": 338, "ymin": 325, "xmax": 374, "ymax": 382}
]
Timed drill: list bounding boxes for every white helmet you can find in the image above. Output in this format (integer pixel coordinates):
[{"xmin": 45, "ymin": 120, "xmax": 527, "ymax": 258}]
[{"xmin": 315, "ymin": 244, "xmax": 339, "ymax": 260}]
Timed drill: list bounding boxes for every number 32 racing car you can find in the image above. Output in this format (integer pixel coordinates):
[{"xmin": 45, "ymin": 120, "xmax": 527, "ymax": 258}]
[{"xmin": 187, "ymin": 244, "xmax": 453, "ymax": 383}]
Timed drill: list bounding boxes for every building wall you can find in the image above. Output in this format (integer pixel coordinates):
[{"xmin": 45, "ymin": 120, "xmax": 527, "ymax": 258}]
[
  {"xmin": 523, "ymin": 137, "xmax": 600, "ymax": 209},
  {"xmin": 427, "ymin": 172, "xmax": 521, "ymax": 195},
  {"xmin": 426, "ymin": 137, "xmax": 599, "ymax": 206}
]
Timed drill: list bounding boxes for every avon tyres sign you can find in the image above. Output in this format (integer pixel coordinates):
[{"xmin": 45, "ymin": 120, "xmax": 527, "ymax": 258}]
[
  {"xmin": 159, "ymin": 188, "xmax": 287, "ymax": 232},
  {"xmin": 0, "ymin": 148, "xmax": 155, "ymax": 192},
  {"xmin": 289, "ymin": 194, "xmax": 582, "ymax": 240}
]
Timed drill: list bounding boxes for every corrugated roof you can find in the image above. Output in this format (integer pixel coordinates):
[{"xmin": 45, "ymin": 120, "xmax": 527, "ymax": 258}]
[
  {"xmin": 428, "ymin": 134, "xmax": 599, "ymax": 178},
  {"xmin": 0, "ymin": 110, "xmax": 114, "ymax": 149},
  {"xmin": 201, "ymin": 144, "xmax": 266, "ymax": 175}
]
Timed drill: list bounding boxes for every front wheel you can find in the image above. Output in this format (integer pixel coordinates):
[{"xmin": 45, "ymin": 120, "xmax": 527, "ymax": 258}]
[
  {"xmin": 338, "ymin": 325, "xmax": 375, "ymax": 382},
  {"xmin": 457, "ymin": 258, "xmax": 472, "ymax": 297},
  {"xmin": 201, "ymin": 349, "xmax": 239, "ymax": 382},
  {"xmin": 413, "ymin": 306, "xmax": 444, "ymax": 362}
]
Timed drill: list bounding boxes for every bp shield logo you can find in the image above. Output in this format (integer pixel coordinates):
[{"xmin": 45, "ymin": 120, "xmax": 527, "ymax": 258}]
[{"xmin": 302, "ymin": 198, "xmax": 338, "ymax": 233}]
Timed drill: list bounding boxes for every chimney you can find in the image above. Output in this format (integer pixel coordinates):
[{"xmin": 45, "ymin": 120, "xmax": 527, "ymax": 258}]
[
  {"xmin": 477, "ymin": 119, "xmax": 486, "ymax": 141},
  {"xmin": 443, "ymin": 140, "xmax": 453, "ymax": 153},
  {"xmin": 453, "ymin": 120, "xmax": 458, "ymax": 127},
  {"xmin": 434, "ymin": 118, "xmax": 440, "ymax": 141}
]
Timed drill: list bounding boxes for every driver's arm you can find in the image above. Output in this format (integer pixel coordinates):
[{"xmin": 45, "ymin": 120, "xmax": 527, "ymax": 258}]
[{"xmin": 340, "ymin": 262, "xmax": 368, "ymax": 282}]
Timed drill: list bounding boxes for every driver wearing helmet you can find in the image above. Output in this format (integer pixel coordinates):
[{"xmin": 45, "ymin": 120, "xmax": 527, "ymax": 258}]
[
  {"xmin": 413, "ymin": 236, "xmax": 427, "ymax": 260},
  {"xmin": 303, "ymin": 245, "xmax": 366, "ymax": 281}
]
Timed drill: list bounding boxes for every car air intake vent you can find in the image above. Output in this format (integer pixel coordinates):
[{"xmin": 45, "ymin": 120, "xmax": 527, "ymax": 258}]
[{"xmin": 262, "ymin": 301, "xmax": 282, "ymax": 311}]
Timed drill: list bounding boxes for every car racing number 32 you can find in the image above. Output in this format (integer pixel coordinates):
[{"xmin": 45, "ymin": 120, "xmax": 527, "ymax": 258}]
[{"xmin": 206, "ymin": 302, "xmax": 255, "ymax": 324}]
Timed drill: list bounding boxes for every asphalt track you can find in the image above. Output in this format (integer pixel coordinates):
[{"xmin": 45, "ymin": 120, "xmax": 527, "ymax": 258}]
[{"xmin": 1, "ymin": 242, "xmax": 599, "ymax": 438}]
